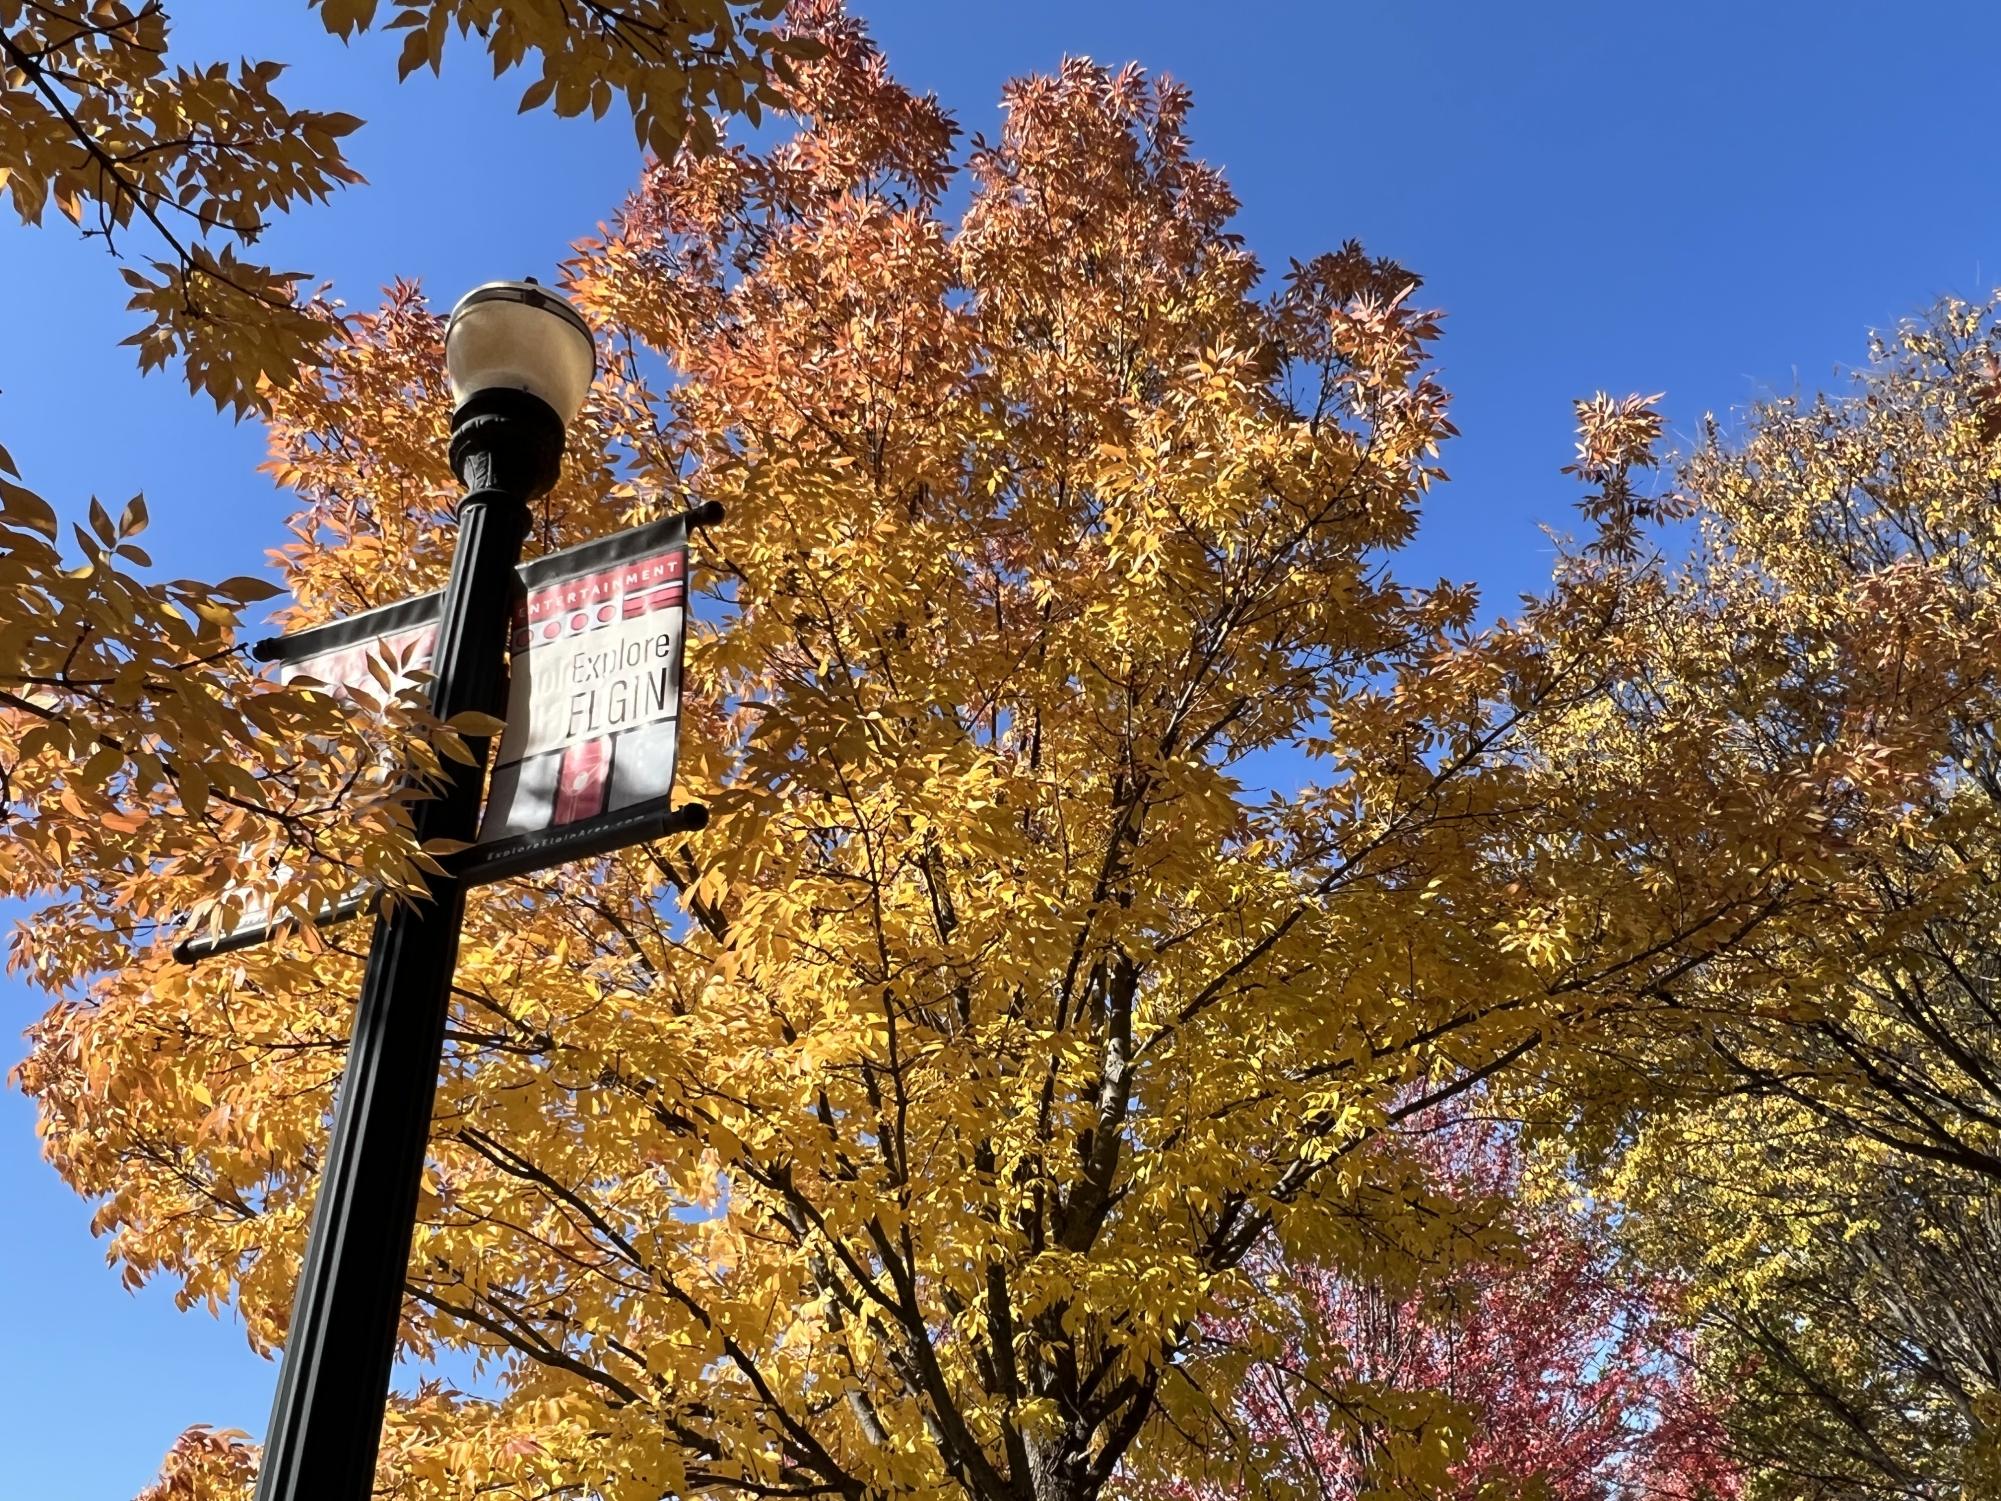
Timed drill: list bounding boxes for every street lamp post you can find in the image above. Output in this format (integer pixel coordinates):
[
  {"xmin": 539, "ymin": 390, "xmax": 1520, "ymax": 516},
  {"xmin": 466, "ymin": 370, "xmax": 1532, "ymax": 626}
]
[{"xmin": 253, "ymin": 283, "xmax": 596, "ymax": 1501}]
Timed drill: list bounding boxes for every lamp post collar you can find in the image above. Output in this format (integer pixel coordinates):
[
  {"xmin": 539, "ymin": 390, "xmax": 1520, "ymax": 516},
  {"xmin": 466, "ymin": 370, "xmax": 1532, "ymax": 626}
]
[{"xmin": 450, "ymin": 387, "xmax": 566, "ymax": 502}]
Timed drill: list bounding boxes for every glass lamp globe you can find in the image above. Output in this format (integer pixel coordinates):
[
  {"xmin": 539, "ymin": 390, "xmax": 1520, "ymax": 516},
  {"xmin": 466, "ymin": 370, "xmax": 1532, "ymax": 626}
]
[{"xmin": 443, "ymin": 281, "xmax": 596, "ymax": 425}]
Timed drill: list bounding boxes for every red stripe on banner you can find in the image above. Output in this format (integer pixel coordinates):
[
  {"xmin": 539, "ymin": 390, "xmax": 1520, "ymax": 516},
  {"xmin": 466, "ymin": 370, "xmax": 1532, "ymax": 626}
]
[
  {"xmin": 523, "ymin": 547, "xmax": 686, "ymax": 627},
  {"xmin": 553, "ymin": 739, "xmax": 611, "ymax": 825},
  {"xmin": 620, "ymin": 582, "xmax": 686, "ymax": 618}
]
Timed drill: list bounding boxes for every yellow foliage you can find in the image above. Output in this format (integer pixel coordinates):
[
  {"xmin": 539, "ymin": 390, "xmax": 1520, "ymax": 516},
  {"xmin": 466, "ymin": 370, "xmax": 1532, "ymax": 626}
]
[
  {"xmin": 1545, "ymin": 297, "xmax": 2001, "ymax": 1498},
  {"xmin": 20, "ymin": 11, "xmax": 1985, "ymax": 1501},
  {"xmin": 2, "ymin": 0, "xmax": 809, "ymax": 411}
]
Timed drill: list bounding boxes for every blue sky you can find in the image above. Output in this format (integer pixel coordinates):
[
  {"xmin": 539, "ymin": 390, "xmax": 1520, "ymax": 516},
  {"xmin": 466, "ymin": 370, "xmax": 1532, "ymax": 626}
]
[{"xmin": 8, "ymin": 2, "xmax": 2001, "ymax": 1493}]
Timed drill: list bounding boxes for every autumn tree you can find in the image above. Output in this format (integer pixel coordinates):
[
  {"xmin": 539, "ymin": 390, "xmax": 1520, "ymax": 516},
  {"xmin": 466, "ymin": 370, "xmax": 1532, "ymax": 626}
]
[
  {"xmin": 1538, "ymin": 299, "xmax": 2001, "ymax": 1497},
  {"xmin": 1614, "ymin": 1094, "xmax": 2000, "ymax": 1498},
  {"xmin": 16, "ymin": 8, "xmax": 1964, "ymax": 1501},
  {"xmin": 1121, "ymin": 1108, "xmax": 1736, "ymax": 1501}
]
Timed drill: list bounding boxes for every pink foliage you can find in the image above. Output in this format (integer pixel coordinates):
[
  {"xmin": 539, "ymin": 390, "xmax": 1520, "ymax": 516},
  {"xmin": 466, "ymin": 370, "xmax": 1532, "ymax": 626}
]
[{"xmin": 1169, "ymin": 1118, "xmax": 1738, "ymax": 1500}]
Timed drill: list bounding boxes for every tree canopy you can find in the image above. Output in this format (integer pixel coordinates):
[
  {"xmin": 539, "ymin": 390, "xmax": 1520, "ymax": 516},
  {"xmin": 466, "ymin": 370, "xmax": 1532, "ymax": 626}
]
[
  {"xmin": 1563, "ymin": 297, "xmax": 2001, "ymax": 1498},
  {"xmin": 0, "ymin": 0, "xmax": 815, "ymax": 980},
  {"xmin": 11, "ymin": 7, "xmax": 2001, "ymax": 1501}
]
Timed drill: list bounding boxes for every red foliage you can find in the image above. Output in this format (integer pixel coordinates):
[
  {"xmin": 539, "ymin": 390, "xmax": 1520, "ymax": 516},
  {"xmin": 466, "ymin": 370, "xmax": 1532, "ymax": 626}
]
[{"xmin": 1158, "ymin": 1118, "xmax": 1738, "ymax": 1500}]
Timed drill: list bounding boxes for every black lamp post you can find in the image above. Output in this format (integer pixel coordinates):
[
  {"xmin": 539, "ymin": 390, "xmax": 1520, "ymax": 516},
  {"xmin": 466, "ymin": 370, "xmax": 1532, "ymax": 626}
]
[{"xmin": 253, "ymin": 282, "xmax": 596, "ymax": 1501}]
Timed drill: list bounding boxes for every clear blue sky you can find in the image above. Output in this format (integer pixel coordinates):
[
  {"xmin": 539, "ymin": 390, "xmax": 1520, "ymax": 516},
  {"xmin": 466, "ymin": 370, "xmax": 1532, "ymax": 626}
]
[{"xmin": 7, "ymin": 2, "xmax": 2001, "ymax": 1493}]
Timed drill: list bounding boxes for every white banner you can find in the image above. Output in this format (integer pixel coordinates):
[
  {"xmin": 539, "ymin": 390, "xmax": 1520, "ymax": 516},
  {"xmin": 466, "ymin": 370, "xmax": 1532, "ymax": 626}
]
[{"xmin": 479, "ymin": 526, "xmax": 687, "ymax": 842}]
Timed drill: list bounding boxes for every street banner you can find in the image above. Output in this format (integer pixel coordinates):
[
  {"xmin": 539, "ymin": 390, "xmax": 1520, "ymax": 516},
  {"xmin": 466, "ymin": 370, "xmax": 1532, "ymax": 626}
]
[
  {"xmin": 271, "ymin": 594, "xmax": 443, "ymax": 704},
  {"xmin": 169, "ymin": 593, "xmax": 441, "ymax": 962},
  {"xmin": 173, "ymin": 510, "xmax": 706, "ymax": 962},
  {"xmin": 475, "ymin": 515, "xmax": 688, "ymax": 854}
]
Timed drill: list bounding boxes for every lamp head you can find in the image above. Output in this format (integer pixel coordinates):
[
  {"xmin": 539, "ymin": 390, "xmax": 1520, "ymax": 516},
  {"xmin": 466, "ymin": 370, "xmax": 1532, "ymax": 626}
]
[
  {"xmin": 444, "ymin": 280, "xmax": 595, "ymax": 425},
  {"xmin": 444, "ymin": 281, "xmax": 595, "ymax": 499}
]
